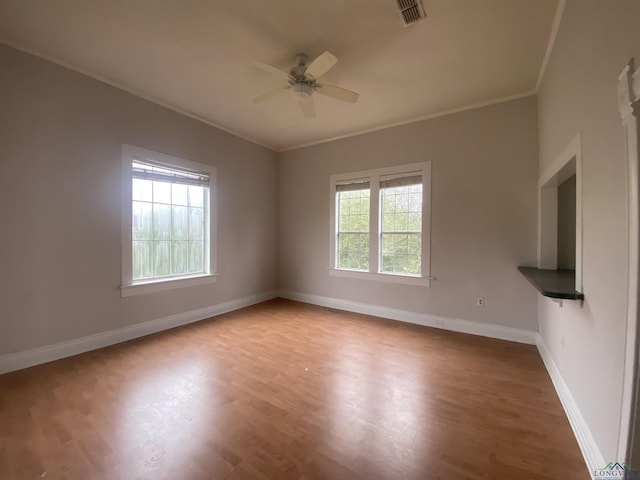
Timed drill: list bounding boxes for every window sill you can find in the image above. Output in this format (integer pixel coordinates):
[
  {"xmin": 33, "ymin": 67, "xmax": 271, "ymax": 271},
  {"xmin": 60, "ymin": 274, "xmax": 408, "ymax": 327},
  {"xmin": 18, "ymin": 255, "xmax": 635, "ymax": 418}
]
[
  {"xmin": 329, "ymin": 269, "xmax": 430, "ymax": 286},
  {"xmin": 121, "ymin": 273, "xmax": 217, "ymax": 297}
]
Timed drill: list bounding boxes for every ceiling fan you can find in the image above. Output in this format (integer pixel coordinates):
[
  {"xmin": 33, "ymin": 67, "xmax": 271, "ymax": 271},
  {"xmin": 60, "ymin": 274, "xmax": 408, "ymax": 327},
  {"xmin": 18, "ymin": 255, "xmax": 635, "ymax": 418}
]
[{"xmin": 253, "ymin": 51, "xmax": 359, "ymax": 119}]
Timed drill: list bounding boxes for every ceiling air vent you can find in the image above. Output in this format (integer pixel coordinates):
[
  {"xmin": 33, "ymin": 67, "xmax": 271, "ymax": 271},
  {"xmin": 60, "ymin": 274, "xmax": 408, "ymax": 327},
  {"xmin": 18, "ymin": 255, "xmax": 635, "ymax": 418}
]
[{"xmin": 395, "ymin": 0, "xmax": 426, "ymax": 26}]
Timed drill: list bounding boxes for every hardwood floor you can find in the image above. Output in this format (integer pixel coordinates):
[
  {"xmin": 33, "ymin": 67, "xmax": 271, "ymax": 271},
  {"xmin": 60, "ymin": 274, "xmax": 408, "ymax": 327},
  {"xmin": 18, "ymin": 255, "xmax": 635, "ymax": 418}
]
[{"xmin": 0, "ymin": 299, "xmax": 588, "ymax": 479}]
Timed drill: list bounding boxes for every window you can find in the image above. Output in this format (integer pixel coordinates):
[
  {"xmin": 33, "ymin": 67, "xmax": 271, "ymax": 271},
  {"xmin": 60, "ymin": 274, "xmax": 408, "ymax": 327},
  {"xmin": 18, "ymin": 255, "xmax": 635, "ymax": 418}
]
[
  {"xmin": 336, "ymin": 180, "xmax": 370, "ymax": 270},
  {"xmin": 380, "ymin": 174, "xmax": 423, "ymax": 275},
  {"xmin": 330, "ymin": 162, "xmax": 431, "ymax": 286},
  {"xmin": 121, "ymin": 145, "xmax": 217, "ymax": 296}
]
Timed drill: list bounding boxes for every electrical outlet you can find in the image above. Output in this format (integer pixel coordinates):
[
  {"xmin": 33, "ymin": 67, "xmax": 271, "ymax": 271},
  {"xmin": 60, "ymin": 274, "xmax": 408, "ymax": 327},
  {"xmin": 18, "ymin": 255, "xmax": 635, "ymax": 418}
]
[
  {"xmin": 560, "ymin": 335, "xmax": 565, "ymax": 350},
  {"xmin": 476, "ymin": 298, "xmax": 485, "ymax": 307}
]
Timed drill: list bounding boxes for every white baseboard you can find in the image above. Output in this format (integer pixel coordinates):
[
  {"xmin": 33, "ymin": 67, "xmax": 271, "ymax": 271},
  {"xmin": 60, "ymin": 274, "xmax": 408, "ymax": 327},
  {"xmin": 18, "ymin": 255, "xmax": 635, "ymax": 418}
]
[
  {"xmin": 536, "ymin": 337, "xmax": 604, "ymax": 477},
  {"xmin": 0, "ymin": 291, "xmax": 278, "ymax": 375},
  {"xmin": 278, "ymin": 290, "xmax": 538, "ymax": 345}
]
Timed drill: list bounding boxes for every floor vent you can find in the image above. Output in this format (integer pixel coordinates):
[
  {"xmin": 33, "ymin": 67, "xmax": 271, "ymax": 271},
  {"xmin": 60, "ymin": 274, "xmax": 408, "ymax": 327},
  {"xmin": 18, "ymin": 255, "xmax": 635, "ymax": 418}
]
[{"xmin": 395, "ymin": 0, "xmax": 426, "ymax": 26}]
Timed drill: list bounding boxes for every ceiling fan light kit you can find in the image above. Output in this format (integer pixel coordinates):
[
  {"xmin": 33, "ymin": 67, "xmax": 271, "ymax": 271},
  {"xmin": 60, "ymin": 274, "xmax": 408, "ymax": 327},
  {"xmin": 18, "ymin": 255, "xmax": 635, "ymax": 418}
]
[
  {"xmin": 290, "ymin": 82, "xmax": 313, "ymax": 102},
  {"xmin": 253, "ymin": 51, "xmax": 360, "ymax": 119}
]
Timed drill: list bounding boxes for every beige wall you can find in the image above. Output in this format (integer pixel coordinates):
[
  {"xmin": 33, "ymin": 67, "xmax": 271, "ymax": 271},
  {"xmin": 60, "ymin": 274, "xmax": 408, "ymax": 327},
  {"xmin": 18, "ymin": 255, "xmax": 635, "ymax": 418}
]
[
  {"xmin": 537, "ymin": 0, "xmax": 640, "ymax": 461},
  {"xmin": 278, "ymin": 96, "xmax": 539, "ymax": 331},
  {"xmin": 0, "ymin": 45, "xmax": 279, "ymax": 355}
]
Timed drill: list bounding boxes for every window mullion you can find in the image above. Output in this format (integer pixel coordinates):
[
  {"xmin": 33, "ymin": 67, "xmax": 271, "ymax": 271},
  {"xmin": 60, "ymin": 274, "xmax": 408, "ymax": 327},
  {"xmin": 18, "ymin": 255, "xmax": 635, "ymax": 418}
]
[{"xmin": 369, "ymin": 174, "xmax": 380, "ymax": 274}]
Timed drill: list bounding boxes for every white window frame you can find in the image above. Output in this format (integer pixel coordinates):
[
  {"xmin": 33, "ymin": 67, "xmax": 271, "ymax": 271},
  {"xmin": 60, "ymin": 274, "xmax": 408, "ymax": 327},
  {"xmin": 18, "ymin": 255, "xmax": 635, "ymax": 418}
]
[
  {"xmin": 120, "ymin": 145, "xmax": 217, "ymax": 297},
  {"xmin": 329, "ymin": 161, "xmax": 432, "ymax": 286}
]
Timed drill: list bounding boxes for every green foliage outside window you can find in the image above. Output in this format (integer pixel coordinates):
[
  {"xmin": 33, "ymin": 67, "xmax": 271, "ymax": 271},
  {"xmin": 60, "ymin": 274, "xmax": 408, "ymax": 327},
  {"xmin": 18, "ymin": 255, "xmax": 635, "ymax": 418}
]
[
  {"xmin": 132, "ymin": 176, "xmax": 206, "ymax": 280},
  {"xmin": 380, "ymin": 184, "xmax": 422, "ymax": 275},
  {"xmin": 337, "ymin": 189, "xmax": 370, "ymax": 270}
]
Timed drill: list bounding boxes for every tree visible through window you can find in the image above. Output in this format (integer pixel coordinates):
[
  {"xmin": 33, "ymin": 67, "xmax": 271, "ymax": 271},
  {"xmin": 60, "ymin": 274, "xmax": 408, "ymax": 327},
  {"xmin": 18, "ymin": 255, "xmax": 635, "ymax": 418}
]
[
  {"xmin": 380, "ymin": 175, "xmax": 422, "ymax": 275},
  {"xmin": 336, "ymin": 181, "xmax": 370, "ymax": 270},
  {"xmin": 131, "ymin": 160, "xmax": 209, "ymax": 281}
]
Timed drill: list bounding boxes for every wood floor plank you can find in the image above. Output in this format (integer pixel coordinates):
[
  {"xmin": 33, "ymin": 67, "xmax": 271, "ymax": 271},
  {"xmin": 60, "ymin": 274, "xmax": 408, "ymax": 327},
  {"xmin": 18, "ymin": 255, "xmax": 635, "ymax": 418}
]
[{"xmin": 0, "ymin": 299, "xmax": 589, "ymax": 479}]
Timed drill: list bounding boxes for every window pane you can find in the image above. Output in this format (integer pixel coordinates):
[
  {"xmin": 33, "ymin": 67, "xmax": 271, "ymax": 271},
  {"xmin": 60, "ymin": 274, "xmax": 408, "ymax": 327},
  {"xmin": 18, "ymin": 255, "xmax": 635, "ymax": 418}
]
[
  {"xmin": 396, "ymin": 193, "xmax": 409, "ymax": 212},
  {"xmin": 189, "ymin": 185, "xmax": 204, "ymax": 208},
  {"xmin": 153, "ymin": 241, "xmax": 171, "ymax": 277},
  {"xmin": 153, "ymin": 204, "xmax": 171, "ymax": 240},
  {"xmin": 132, "ymin": 201, "xmax": 152, "ymax": 240},
  {"xmin": 172, "ymin": 183, "xmax": 189, "ymax": 206},
  {"xmin": 381, "ymin": 233, "xmax": 393, "ymax": 254},
  {"xmin": 339, "ymin": 214, "xmax": 349, "ymax": 232},
  {"xmin": 189, "ymin": 241, "xmax": 204, "ymax": 273},
  {"xmin": 349, "ymin": 213, "xmax": 369, "ymax": 232},
  {"xmin": 408, "ymin": 212, "xmax": 421, "ymax": 231},
  {"xmin": 394, "ymin": 212, "xmax": 408, "ymax": 231},
  {"xmin": 396, "ymin": 234, "xmax": 409, "ymax": 254},
  {"xmin": 382, "ymin": 214, "xmax": 394, "ymax": 231},
  {"xmin": 380, "ymin": 184, "xmax": 422, "ymax": 275},
  {"xmin": 172, "ymin": 206, "xmax": 189, "ymax": 241},
  {"xmin": 132, "ymin": 178, "xmax": 152, "ymax": 202},
  {"xmin": 189, "ymin": 207, "xmax": 204, "ymax": 240},
  {"xmin": 153, "ymin": 180, "xmax": 171, "ymax": 204},
  {"xmin": 337, "ymin": 188, "xmax": 370, "ymax": 271},
  {"xmin": 337, "ymin": 233, "xmax": 369, "ymax": 270},
  {"xmin": 381, "ymin": 254, "xmax": 394, "ymax": 272},
  {"xmin": 172, "ymin": 241, "xmax": 188, "ymax": 275},
  {"xmin": 357, "ymin": 236, "xmax": 370, "ymax": 269},
  {"xmin": 408, "ymin": 233, "xmax": 421, "ymax": 254},
  {"xmin": 409, "ymin": 192, "xmax": 421, "ymax": 211},
  {"xmin": 133, "ymin": 241, "xmax": 153, "ymax": 280}
]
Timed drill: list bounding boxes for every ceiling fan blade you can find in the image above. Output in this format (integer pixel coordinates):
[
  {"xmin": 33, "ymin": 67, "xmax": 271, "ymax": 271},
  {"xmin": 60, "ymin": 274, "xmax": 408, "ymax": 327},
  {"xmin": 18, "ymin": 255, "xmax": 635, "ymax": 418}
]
[
  {"xmin": 254, "ymin": 61, "xmax": 294, "ymax": 82},
  {"xmin": 299, "ymin": 99, "xmax": 315, "ymax": 119},
  {"xmin": 305, "ymin": 51, "xmax": 338, "ymax": 79},
  {"xmin": 253, "ymin": 86, "xmax": 289, "ymax": 103},
  {"xmin": 315, "ymin": 84, "xmax": 360, "ymax": 103}
]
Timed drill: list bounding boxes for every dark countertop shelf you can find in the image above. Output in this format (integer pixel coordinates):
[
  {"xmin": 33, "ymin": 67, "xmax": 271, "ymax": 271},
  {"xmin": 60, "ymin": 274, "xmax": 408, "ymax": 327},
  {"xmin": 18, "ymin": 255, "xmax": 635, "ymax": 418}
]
[{"xmin": 518, "ymin": 266, "xmax": 584, "ymax": 300}]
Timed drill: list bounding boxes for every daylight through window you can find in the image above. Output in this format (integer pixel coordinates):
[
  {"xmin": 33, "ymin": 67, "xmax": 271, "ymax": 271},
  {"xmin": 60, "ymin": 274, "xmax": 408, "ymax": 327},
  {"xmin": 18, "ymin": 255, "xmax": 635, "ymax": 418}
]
[
  {"xmin": 121, "ymin": 145, "xmax": 217, "ymax": 296},
  {"xmin": 131, "ymin": 160, "xmax": 209, "ymax": 280},
  {"xmin": 380, "ymin": 174, "xmax": 422, "ymax": 275},
  {"xmin": 330, "ymin": 162, "xmax": 431, "ymax": 285},
  {"xmin": 336, "ymin": 180, "xmax": 370, "ymax": 271}
]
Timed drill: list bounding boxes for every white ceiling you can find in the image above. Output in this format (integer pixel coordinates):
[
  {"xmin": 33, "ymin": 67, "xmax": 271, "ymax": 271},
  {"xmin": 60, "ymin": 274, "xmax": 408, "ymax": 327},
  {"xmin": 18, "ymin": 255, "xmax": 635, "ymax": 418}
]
[{"xmin": 0, "ymin": 0, "xmax": 559, "ymax": 151}]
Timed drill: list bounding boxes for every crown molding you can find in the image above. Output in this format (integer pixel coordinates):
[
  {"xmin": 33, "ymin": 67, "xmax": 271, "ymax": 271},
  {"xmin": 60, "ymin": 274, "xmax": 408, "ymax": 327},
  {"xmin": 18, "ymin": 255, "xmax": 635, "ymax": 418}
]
[{"xmin": 535, "ymin": 0, "xmax": 566, "ymax": 93}]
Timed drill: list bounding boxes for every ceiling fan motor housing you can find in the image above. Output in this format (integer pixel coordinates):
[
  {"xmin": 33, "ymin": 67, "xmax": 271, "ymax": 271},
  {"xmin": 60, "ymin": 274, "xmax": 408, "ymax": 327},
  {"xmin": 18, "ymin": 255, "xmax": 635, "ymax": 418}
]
[
  {"xmin": 290, "ymin": 54, "xmax": 310, "ymax": 79},
  {"xmin": 289, "ymin": 64, "xmax": 307, "ymax": 79}
]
